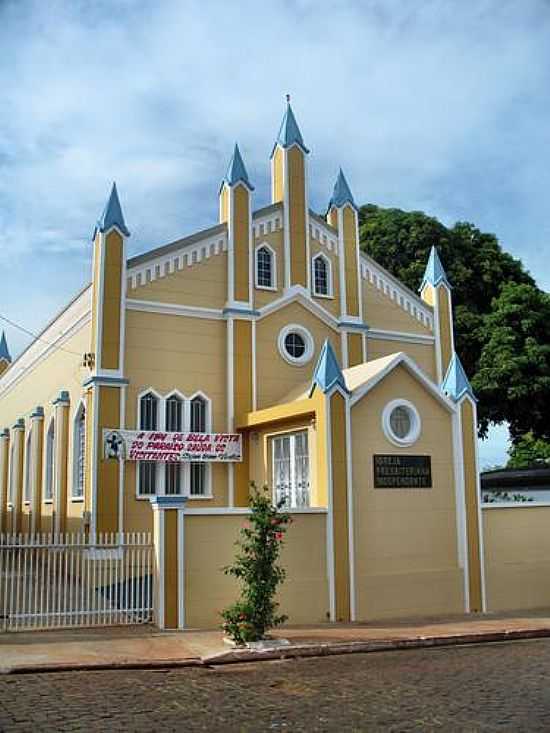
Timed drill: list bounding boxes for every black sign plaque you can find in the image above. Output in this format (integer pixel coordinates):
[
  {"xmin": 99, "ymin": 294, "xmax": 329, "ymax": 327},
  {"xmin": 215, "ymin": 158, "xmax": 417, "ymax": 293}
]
[{"xmin": 373, "ymin": 454, "xmax": 432, "ymax": 489}]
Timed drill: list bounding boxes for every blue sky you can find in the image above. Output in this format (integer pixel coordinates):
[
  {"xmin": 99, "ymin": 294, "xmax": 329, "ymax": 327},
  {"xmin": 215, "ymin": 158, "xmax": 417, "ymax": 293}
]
[{"xmin": 1, "ymin": 0, "xmax": 549, "ymax": 466}]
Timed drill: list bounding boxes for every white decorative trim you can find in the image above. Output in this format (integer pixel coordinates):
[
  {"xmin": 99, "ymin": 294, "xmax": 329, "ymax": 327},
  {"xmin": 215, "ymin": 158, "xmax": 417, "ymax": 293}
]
[
  {"xmin": 367, "ymin": 329, "xmax": 435, "ymax": 345},
  {"xmin": 482, "ymin": 502, "xmax": 550, "ymax": 509},
  {"xmin": 127, "ymin": 233, "xmax": 228, "ymax": 291},
  {"xmin": 381, "ymin": 399, "xmax": 422, "ymax": 447},
  {"xmin": 254, "ymin": 242, "xmax": 277, "ymax": 291},
  {"xmin": 252, "ymin": 212, "xmax": 283, "ymax": 239},
  {"xmin": 360, "ymin": 255, "xmax": 433, "ymax": 330},
  {"xmin": 341, "ymin": 332, "xmax": 349, "ymax": 370},
  {"xmin": 309, "ymin": 220, "xmax": 338, "ymax": 254},
  {"xmin": 350, "ymin": 352, "xmax": 455, "ymax": 413},
  {"xmin": 126, "ymin": 299, "xmax": 223, "ymax": 320},
  {"xmin": 71, "ymin": 399, "xmax": 86, "ymax": 500},
  {"xmin": 257, "ymin": 286, "xmax": 339, "ymax": 331},
  {"xmin": 184, "ymin": 506, "xmax": 328, "ymax": 515},
  {"xmin": 278, "ymin": 324, "xmax": 315, "ymax": 366},
  {"xmin": 312, "ymin": 251, "xmax": 333, "ymax": 298},
  {"xmin": 452, "ymin": 406, "xmax": 469, "ymax": 612}
]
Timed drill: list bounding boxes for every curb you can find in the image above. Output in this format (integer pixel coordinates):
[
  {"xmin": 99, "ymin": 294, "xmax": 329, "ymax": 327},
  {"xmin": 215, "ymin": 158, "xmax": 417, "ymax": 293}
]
[{"xmin": 3, "ymin": 627, "xmax": 550, "ymax": 675}]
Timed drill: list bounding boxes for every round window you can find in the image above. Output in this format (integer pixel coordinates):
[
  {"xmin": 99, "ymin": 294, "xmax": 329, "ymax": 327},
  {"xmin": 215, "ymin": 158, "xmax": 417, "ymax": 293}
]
[
  {"xmin": 278, "ymin": 325, "xmax": 315, "ymax": 366},
  {"xmin": 382, "ymin": 399, "xmax": 421, "ymax": 446}
]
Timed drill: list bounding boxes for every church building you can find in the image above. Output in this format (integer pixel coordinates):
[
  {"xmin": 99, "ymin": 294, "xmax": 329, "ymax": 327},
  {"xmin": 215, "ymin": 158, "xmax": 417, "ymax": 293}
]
[{"xmin": 0, "ymin": 102, "xmax": 485, "ymax": 627}]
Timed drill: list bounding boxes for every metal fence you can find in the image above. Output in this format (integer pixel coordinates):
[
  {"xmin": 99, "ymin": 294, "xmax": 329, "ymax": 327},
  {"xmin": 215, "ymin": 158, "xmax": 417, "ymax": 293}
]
[{"xmin": 0, "ymin": 532, "xmax": 154, "ymax": 632}]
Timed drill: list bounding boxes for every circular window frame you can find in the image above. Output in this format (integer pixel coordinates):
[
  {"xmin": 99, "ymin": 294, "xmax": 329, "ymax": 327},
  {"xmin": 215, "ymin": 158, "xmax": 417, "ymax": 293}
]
[
  {"xmin": 278, "ymin": 324, "xmax": 315, "ymax": 366},
  {"xmin": 382, "ymin": 399, "xmax": 422, "ymax": 447}
]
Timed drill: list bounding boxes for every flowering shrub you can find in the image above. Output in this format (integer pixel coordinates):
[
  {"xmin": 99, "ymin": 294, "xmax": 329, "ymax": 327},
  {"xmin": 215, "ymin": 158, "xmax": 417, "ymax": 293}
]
[{"xmin": 221, "ymin": 484, "xmax": 291, "ymax": 645}]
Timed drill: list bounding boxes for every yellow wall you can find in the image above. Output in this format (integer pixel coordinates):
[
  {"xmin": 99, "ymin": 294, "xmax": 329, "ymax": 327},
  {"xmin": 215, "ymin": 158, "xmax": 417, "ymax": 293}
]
[
  {"xmin": 287, "ymin": 146, "xmax": 307, "ymax": 288},
  {"xmin": 219, "ymin": 185, "xmax": 228, "ymax": 224},
  {"xmin": 438, "ymin": 286, "xmax": 453, "ymax": 379},
  {"xmin": 351, "ymin": 365, "xmax": 464, "ymax": 619},
  {"xmin": 347, "ymin": 333, "xmax": 363, "ymax": 367},
  {"xmin": 367, "ymin": 338, "xmax": 436, "ymax": 382},
  {"xmin": 256, "ymin": 301, "xmax": 341, "ymax": 410},
  {"xmin": 130, "ymin": 251, "xmax": 228, "ymax": 309},
  {"xmin": 461, "ymin": 399, "xmax": 482, "ymax": 611},
  {"xmin": 234, "ymin": 319, "xmax": 253, "ymax": 505},
  {"xmin": 483, "ymin": 506, "xmax": 550, "ymax": 611},
  {"xmin": 343, "ymin": 207, "xmax": 360, "ymax": 318},
  {"xmin": 272, "ymin": 146, "xmax": 284, "ymax": 203},
  {"xmin": 330, "ymin": 391, "xmax": 350, "ymax": 621},
  {"xmin": 233, "ymin": 186, "xmax": 250, "ymax": 303},
  {"xmin": 184, "ymin": 512, "xmax": 328, "ymax": 627},
  {"xmin": 362, "ymin": 279, "xmax": 433, "ymax": 336}
]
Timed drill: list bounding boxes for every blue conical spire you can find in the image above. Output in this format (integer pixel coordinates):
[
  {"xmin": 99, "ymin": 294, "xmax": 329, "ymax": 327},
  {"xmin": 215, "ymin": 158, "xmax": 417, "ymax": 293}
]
[
  {"xmin": 310, "ymin": 339, "xmax": 348, "ymax": 396},
  {"xmin": 420, "ymin": 246, "xmax": 451, "ymax": 291},
  {"xmin": 92, "ymin": 182, "xmax": 130, "ymax": 240},
  {"xmin": 222, "ymin": 143, "xmax": 254, "ymax": 191},
  {"xmin": 272, "ymin": 101, "xmax": 309, "ymax": 156},
  {"xmin": 442, "ymin": 354, "xmax": 476, "ymax": 402},
  {"xmin": 0, "ymin": 331, "xmax": 11, "ymax": 363},
  {"xmin": 328, "ymin": 168, "xmax": 357, "ymax": 211}
]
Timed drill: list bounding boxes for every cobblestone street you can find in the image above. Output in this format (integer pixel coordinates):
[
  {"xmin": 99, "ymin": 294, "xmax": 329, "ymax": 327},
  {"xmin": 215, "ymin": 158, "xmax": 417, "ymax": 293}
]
[{"xmin": 1, "ymin": 639, "xmax": 550, "ymax": 731}]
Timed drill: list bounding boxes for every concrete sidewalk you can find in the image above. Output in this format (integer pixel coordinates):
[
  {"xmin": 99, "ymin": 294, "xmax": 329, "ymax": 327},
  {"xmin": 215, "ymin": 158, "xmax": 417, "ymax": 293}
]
[{"xmin": 2, "ymin": 610, "xmax": 550, "ymax": 674}]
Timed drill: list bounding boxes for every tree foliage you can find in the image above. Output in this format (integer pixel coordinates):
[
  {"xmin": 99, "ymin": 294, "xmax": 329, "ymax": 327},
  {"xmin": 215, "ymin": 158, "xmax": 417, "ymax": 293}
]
[
  {"xmin": 221, "ymin": 485, "xmax": 291, "ymax": 645},
  {"xmin": 358, "ymin": 204, "xmax": 546, "ymax": 440},
  {"xmin": 507, "ymin": 432, "xmax": 550, "ymax": 469}
]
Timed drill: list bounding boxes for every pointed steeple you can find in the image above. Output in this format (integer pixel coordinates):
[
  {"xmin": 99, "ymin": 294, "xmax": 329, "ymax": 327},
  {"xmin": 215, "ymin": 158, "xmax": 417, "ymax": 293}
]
[
  {"xmin": 222, "ymin": 143, "xmax": 254, "ymax": 191},
  {"xmin": 0, "ymin": 331, "xmax": 11, "ymax": 363},
  {"xmin": 92, "ymin": 182, "xmax": 130, "ymax": 240},
  {"xmin": 272, "ymin": 100, "xmax": 309, "ymax": 156},
  {"xmin": 420, "ymin": 246, "xmax": 451, "ymax": 291},
  {"xmin": 442, "ymin": 354, "xmax": 476, "ymax": 402},
  {"xmin": 310, "ymin": 339, "xmax": 348, "ymax": 396},
  {"xmin": 328, "ymin": 168, "xmax": 357, "ymax": 211}
]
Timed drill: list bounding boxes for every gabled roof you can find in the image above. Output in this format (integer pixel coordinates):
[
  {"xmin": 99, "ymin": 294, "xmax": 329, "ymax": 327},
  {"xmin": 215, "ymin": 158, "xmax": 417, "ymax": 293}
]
[
  {"xmin": 92, "ymin": 182, "xmax": 130, "ymax": 240},
  {"xmin": 272, "ymin": 102, "xmax": 309, "ymax": 156},
  {"xmin": 222, "ymin": 143, "xmax": 254, "ymax": 191},
  {"xmin": 442, "ymin": 353, "xmax": 476, "ymax": 402},
  {"xmin": 328, "ymin": 168, "xmax": 357, "ymax": 211},
  {"xmin": 0, "ymin": 331, "xmax": 11, "ymax": 363},
  {"xmin": 420, "ymin": 246, "xmax": 451, "ymax": 291},
  {"xmin": 310, "ymin": 339, "xmax": 348, "ymax": 396}
]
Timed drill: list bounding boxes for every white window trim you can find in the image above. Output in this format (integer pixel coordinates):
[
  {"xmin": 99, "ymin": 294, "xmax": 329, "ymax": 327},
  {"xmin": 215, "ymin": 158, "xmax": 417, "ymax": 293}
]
[
  {"xmin": 271, "ymin": 430, "xmax": 310, "ymax": 509},
  {"xmin": 71, "ymin": 400, "xmax": 86, "ymax": 501},
  {"xmin": 254, "ymin": 242, "xmax": 277, "ymax": 291},
  {"xmin": 312, "ymin": 252, "xmax": 334, "ymax": 299},
  {"xmin": 135, "ymin": 389, "xmax": 214, "ymax": 500},
  {"xmin": 43, "ymin": 417, "xmax": 55, "ymax": 504},
  {"xmin": 278, "ymin": 324, "xmax": 315, "ymax": 366},
  {"xmin": 381, "ymin": 398, "xmax": 422, "ymax": 447}
]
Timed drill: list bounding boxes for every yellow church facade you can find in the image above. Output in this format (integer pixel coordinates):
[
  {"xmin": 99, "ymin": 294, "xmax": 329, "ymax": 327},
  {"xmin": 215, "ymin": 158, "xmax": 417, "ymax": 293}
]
[{"xmin": 0, "ymin": 103, "xmax": 487, "ymax": 628}]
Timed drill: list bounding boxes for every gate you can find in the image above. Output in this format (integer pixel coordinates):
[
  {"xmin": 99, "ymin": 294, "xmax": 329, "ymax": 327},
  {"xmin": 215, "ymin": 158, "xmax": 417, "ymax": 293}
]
[{"xmin": 0, "ymin": 532, "xmax": 154, "ymax": 632}]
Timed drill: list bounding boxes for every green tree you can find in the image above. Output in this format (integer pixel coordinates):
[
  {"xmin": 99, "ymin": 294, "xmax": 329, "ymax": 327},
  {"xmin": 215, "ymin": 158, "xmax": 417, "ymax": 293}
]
[
  {"xmin": 359, "ymin": 204, "xmax": 539, "ymax": 437},
  {"xmin": 221, "ymin": 485, "xmax": 291, "ymax": 645},
  {"xmin": 507, "ymin": 432, "xmax": 550, "ymax": 469},
  {"xmin": 472, "ymin": 283, "xmax": 550, "ymax": 441}
]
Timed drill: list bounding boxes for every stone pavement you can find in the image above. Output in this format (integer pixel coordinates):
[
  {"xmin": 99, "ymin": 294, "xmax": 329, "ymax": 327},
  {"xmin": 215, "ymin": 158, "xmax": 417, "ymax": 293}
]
[
  {"xmin": 2, "ymin": 639, "xmax": 550, "ymax": 731},
  {"xmin": 2, "ymin": 609, "xmax": 550, "ymax": 673}
]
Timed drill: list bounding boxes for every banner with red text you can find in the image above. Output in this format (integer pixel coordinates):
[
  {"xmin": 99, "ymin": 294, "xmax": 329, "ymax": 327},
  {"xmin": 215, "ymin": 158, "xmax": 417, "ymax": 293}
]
[{"xmin": 103, "ymin": 429, "xmax": 242, "ymax": 462}]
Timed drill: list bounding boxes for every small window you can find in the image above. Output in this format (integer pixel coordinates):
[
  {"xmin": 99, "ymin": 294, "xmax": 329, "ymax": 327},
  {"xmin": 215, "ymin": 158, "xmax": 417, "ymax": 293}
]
[
  {"xmin": 272, "ymin": 431, "xmax": 310, "ymax": 509},
  {"xmin": 278, "ymin": 325, "xmax": 315, "ymax": 366},
  {"xmin": 165, "ymin": 395, "xmax": 183, "ymax": 495},
  {"xmin": 44, "ymin": 419, "xmax": 55, "ymax": 502},
  {"xmin": 24, "ymin": 430, "xmax": 32, "ymax": 503},
  {"xmin": 138, "ymin": 392, "xmax": 159, "ymax": 496},
  {"xmin": 189, "ymin": 396, "xmax": 208, "ymax": 496},
  {"xmin": 73, "ymin": 405, "xmax": 86, "ymax": 499},
  {"xmin": 256, "ymin": 245, "xmax": 275, "ymax": 289},
  {"xmin": 382, "ymin": 399, "xmax": 421, "ymax": 447},
  {"xmin": 313, "ymin": 254, "xmax": 331, "ymax": 297}
]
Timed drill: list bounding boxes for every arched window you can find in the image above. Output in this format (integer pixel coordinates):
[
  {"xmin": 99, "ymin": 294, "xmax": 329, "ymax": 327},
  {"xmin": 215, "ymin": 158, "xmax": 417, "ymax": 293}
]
[
  {"xmin": 73, "ymin": 404, "xmax": 86, "ymax": 499},
  {"xmin": 24, "ymin": 429, "xmax": 32, "ymax": 503},
  {"xmin": 256, "ymin": 245, "xmax": 275, "ymax": 289},
  {"xmin": 44, "ymin": 419, "xmax": 55, "ymax": 502},
  {"xmin": 313, "ymin": 254, "xmax": 331, "ymax": 297},
  {"xmin": 190, "ymin": 395, "xmax": 208, "ymax": 497},
  {"xmin": 138, "ymin": 391, "xmax": 159, "ymax": 496},
  {"xmin": 165, "ymin": 394, "xmax": 183, "ymax": 495}
]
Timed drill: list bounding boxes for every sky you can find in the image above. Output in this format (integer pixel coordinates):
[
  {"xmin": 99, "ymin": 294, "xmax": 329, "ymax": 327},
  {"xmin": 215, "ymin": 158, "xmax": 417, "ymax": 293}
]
[{"xmin": 1, "ymin": 0, "xmax": 549, "ymax": 467}]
